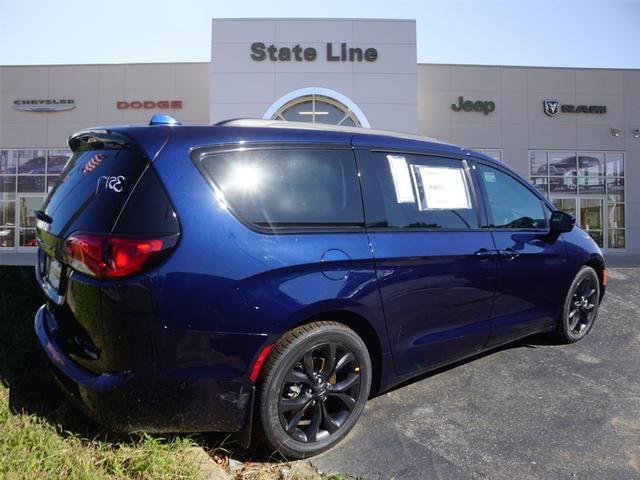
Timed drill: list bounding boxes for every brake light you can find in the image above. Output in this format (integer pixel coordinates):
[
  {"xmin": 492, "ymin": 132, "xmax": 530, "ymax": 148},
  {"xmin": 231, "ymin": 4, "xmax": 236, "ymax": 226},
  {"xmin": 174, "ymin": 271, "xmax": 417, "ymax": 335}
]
[{"xmin": 63, "ymin": 233, "xmax": 171, "ymax": 278}]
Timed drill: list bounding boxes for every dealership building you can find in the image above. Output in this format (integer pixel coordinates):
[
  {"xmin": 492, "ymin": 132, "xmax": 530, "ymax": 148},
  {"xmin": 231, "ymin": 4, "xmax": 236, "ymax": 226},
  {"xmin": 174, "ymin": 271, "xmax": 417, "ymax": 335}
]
[{"xmin": 1, "ymin": 18, "xmax": 639, "ymax": 264}]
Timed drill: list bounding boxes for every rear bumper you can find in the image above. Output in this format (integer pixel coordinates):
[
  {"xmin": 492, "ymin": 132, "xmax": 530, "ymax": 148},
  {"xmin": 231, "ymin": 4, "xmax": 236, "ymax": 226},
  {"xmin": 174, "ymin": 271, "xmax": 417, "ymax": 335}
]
[{"xmin": 35, "ymin": 304, "xmax": 254, "ymax": 433}]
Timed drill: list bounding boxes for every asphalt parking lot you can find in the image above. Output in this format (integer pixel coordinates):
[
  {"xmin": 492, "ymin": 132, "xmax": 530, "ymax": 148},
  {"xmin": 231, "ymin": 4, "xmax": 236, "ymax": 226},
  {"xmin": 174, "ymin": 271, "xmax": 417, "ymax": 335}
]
[{"xmin": 312, "ymin": 266, "xmax": 640, "ymax": 479}]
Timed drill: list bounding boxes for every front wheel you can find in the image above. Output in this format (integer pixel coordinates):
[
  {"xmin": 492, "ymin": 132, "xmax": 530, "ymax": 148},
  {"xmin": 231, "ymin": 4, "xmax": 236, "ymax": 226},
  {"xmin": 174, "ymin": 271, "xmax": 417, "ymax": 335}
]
[
  {"xmin": 555, "ymin": 266, "xmax": 601, "ymax": 343},
  {"xmin": 256, "ymin": 321, "xmax": 372, "ymax": 459}
]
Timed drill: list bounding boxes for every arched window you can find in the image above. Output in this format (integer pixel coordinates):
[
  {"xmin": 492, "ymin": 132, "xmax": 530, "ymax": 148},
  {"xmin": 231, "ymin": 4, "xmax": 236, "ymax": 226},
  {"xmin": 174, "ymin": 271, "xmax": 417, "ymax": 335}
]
[
  {"xmin": 273, "ymin": 94, "xmax": 361, "ymax": 127},
  {"xmin": 264, "ymin": 87, "xmax": 370, "ymax": 128}
]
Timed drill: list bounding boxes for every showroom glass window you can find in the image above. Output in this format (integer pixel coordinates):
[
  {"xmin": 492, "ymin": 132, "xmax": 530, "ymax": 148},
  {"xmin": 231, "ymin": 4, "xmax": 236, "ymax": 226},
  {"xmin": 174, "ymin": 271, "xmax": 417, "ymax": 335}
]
[
  {"xmin": 0, "ymin": 149, "xmax": 71, "ymax": 248},
  {"xmin": 529, "ymin": 150, "xmax": 625, "ymax": 249}
]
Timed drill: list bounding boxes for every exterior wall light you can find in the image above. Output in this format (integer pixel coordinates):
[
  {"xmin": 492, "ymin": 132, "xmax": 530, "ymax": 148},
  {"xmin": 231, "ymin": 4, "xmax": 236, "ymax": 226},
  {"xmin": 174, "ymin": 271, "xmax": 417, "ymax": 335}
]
[
  {"xmin": 610, "ymin": 128, "xmax": 622, "ymax": 137},
  {"xmin": 633, "ymin": 128, "xmax": 640, "ymax": 139}
]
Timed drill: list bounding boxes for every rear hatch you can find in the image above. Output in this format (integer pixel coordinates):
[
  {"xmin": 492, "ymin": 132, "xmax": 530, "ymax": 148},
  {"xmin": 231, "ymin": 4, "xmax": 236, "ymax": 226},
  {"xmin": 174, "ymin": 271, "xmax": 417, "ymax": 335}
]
[
  {"xmin": 36, "ymin": 128, "xmax": 178, "ymax": 373},
  {"xmin": 42, "ymin": 132, "xmax": 149, "ymax": 239}
]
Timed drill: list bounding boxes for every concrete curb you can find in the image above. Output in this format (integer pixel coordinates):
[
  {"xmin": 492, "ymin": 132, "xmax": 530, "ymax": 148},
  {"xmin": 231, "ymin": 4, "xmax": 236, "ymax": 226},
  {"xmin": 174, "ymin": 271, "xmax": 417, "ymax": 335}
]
[{"xmin": 186, "ymin": 447, "xmax": 231, "ymax": 480}]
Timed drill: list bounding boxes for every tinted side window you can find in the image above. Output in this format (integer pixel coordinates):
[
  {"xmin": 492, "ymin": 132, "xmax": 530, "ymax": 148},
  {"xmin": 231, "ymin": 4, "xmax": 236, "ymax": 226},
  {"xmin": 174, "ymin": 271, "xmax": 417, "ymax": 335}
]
[
  {"xmin": 477, "ymin": 163, "xmax": 548, "ymax": 230},
  {"xmin": 364, "ymin": 152, "xmax": 479, "ymax": 229},
  {"xmin": 198, "ymin": 148, "xmax": 363, "ymax": 229}
]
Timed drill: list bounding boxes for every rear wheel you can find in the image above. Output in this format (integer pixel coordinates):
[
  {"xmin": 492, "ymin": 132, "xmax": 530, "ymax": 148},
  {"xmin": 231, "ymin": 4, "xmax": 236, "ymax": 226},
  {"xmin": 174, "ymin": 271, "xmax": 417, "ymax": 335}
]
[
  {"xmin": 555, "ymin": 266, "xmax": 601, "ymax": 343},
  {"xmin": 256, "ymin": 321, "xmax": 371, "ymax": 459}
]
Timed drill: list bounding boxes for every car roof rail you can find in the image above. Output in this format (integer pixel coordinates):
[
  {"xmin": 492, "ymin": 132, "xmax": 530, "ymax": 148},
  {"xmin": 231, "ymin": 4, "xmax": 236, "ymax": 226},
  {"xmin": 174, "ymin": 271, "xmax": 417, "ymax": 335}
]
[{"xmin": 214, "ymin": 118, "xmax": 448, "ymax": 145}]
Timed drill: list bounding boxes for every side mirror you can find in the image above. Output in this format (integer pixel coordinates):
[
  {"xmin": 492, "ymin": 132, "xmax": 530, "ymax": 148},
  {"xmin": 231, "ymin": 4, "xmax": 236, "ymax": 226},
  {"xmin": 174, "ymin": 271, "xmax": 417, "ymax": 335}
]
[{"xmin": 550, "ymin": 210, "xmax": 575, "ymax": 233}]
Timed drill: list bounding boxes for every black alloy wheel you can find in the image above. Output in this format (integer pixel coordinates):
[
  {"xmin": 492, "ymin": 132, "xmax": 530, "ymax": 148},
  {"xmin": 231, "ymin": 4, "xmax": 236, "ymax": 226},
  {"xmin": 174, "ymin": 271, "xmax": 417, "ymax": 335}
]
[
  {"xmin": 279, "ymin": 342, "xmax": 361, "ymax": 443},
  {"xmin": 557, "ymin": 266, "xmax": 601, "ymax": 343},
  {"xmin": 256, "ymin": 321, "xmax": 371, "ymax": 459}
]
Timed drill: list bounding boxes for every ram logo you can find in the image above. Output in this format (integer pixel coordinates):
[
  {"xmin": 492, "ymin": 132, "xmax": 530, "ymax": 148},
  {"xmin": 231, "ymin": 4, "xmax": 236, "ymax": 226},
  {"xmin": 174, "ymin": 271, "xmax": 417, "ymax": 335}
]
[{"xmin": 543, "ymin": 100, "xmax": 561, "ymax": 117}]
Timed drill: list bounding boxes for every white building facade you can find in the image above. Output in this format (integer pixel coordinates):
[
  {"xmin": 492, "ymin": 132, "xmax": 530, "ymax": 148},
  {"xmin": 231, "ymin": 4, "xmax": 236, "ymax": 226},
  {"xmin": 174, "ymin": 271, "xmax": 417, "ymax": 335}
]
[{"xmin": 1, "ymin": 18, "xmax": 639, "ymax": 264}]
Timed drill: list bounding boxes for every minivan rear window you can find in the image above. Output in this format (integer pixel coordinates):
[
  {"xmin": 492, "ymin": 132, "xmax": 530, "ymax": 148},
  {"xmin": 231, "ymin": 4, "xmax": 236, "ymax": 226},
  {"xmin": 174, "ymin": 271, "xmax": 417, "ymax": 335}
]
[
  {"xmin": 42, "ymin": 135, "xmax": 148, "ymax": 237},
  {"xmin": 197, "ymin": 148, "xmax": 364, "ymax": 230}
]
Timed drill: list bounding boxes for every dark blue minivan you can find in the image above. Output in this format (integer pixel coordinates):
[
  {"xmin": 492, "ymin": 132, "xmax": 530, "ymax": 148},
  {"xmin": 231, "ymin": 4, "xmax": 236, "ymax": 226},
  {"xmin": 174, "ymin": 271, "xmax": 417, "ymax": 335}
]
[{"xmin": 34, "ymin": 117, "xmax": 605, "ymax": 458}]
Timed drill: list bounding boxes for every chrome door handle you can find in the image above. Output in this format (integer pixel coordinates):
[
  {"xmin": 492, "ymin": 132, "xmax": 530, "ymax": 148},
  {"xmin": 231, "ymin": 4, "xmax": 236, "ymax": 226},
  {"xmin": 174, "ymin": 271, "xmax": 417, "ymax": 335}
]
[
  {"xmin": 474, "ymin": 248, "xmax": 499, "ymax": 258},
  {"xmin": 499, "ymin": 248, "xmax": 520, "ymax": 260}
]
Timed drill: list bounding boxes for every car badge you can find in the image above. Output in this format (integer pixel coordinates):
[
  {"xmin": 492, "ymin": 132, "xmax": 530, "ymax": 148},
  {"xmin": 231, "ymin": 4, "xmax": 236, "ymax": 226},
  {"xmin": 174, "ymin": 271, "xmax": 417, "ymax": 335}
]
[{"xmin": 543, "ymin": 100, "xmax": 560, "ymax": 117}]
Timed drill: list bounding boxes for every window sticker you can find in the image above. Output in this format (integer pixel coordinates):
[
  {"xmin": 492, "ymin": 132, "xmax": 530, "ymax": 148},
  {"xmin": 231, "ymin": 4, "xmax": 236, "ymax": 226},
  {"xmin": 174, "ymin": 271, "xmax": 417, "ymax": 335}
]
[
  {"xmin": 386, "ymin": 155, "xmax": 415, "ymax": 203},
  {"xmin": 483, "ymin": 171, "xmax": 496, "ymax": 183},
  {"xmin": 411, "ymin": 165, "xmax": 472, "ymax": 210}
]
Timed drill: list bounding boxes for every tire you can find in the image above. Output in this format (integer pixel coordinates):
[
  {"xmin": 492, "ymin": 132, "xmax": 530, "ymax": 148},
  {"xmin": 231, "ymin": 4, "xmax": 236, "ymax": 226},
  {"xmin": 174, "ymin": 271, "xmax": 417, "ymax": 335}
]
[
  {"xmin": 256, "ymin": 321, "xmax": 372, "ymax": 459},
  {"xmin": 555, "ymin": 266, "xmax": 601, "ymax": 343}
]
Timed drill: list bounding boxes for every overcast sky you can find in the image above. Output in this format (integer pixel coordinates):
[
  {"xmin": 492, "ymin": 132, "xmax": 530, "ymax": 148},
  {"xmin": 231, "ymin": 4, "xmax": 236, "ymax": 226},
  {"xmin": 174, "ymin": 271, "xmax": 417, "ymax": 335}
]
[{"xmin": 1, "ymin": 0, "xmax": 639, "ymax": 68}]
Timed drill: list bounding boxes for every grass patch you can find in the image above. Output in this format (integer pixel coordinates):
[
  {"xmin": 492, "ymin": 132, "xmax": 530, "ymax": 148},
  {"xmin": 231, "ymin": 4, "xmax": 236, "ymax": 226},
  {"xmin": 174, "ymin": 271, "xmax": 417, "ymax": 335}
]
[{"xmin": 0, "ymin": 399, "xmax": 200, "ymax": 480}]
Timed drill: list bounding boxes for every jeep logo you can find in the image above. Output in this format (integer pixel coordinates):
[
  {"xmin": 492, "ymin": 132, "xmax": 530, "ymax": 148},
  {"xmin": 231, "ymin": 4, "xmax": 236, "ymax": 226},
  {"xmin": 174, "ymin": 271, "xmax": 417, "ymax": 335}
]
[{"xmin": 451, "ymin": 96, "xmax": 495, "ymax": 115}]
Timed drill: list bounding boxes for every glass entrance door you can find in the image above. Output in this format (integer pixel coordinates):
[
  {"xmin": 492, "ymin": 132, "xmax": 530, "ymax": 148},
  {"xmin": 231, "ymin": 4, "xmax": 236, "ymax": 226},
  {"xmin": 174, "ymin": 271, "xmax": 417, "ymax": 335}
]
[
  {"xmin": 552, "ymin": 196, "xmax": 605, "ymax": 249},
  {"xmin": 551, "ymin": 198, "xmax": 576, "ymax": 218},
  {"xmin": 579, "ymin": 198, "xmax": 604, "ymax": 248},
  {"xmin": 17, "ymin": 195, "xmax": 45, "ymax": 250}
]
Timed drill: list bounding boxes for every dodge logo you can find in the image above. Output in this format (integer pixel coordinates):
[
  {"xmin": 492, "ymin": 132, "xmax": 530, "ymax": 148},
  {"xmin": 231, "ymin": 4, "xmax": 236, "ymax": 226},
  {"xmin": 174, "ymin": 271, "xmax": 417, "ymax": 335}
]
[{"xmin": 116, "ymin": 100, "xmax": 182, "ymax": 110}]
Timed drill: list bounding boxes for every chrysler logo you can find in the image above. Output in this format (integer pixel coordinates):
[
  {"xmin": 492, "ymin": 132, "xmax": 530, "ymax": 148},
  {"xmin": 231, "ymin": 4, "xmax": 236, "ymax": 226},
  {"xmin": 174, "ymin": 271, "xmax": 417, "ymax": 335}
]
[
  {"xmin": 13, "ymin": 99, "xmax": 75, "ymax": 112},
  {"xmin": 543, "ymin": 100, "xmax": 560, "ymax": 117}
]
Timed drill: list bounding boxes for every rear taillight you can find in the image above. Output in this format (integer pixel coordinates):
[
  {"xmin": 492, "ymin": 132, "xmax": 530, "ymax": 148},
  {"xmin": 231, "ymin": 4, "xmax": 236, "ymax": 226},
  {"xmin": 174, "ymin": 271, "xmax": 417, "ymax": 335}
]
[{"xmin": 63, "ymin": 233, "xmax": 175, "ymax": 279}]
